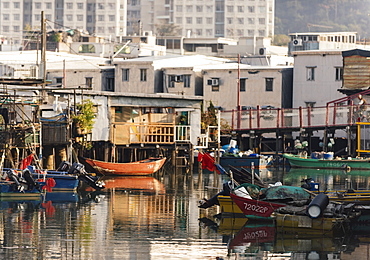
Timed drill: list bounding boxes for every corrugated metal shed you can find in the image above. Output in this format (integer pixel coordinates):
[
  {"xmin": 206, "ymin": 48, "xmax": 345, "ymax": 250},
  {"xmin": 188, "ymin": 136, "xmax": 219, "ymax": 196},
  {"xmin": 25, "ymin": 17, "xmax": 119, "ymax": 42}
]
[{"xmin": 342, "ymin": 49, "xmax": 370, "ymax": 90}]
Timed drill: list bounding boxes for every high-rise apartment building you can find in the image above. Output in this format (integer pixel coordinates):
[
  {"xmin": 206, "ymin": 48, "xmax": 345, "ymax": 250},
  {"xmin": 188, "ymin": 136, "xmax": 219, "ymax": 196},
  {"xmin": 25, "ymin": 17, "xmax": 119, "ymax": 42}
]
[
  {"xmin": 0, "ymin": 0, "xmax": 273, "ymax": 46},
  {"xmin": 128, "ymin": 0, "xmax": 274, "ymax": 39},
  {"xmin": 0, "ymin": 0, "xmax": 127, "ymax": 45}
]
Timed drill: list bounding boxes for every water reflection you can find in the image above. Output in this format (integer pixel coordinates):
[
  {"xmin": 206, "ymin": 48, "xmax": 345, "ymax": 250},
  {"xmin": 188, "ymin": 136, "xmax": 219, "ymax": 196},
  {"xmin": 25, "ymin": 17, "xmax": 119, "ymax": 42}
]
[{"xmin": 1, "ymin": 168, "xmax": 370, "ymax": 259}]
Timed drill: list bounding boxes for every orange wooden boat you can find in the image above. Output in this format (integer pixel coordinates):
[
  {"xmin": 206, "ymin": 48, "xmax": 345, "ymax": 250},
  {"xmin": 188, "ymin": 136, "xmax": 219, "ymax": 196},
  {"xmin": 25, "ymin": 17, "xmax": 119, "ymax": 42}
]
[{"xmin": 84, "ymin": 157, "xmax": 166, "ymax": 176}]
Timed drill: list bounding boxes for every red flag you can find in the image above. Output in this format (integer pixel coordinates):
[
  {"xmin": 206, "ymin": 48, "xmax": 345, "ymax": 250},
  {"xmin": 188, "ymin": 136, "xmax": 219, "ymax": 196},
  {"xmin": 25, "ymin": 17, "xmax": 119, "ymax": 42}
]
[{"xmin": 20, "ymin": 154, "xmax": 34, "ymax": 170}]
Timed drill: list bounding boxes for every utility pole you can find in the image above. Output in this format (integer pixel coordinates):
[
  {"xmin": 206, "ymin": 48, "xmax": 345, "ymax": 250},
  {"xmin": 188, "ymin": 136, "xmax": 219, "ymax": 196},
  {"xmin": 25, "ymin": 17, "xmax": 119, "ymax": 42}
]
[{"xmin": 40, "ymin": 11, "xmax": 46, "ymax": 93}]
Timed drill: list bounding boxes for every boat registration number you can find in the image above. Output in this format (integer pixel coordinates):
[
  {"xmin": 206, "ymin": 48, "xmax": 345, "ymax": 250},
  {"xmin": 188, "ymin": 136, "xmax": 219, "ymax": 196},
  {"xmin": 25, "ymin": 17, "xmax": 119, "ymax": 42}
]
[
  {"xmin": 243, "ymin": 230, "xmax": 268, "ymax": 240},
  {"xmin": 243, "ymin": 203, "xmax": 268, "ymax": 214}
]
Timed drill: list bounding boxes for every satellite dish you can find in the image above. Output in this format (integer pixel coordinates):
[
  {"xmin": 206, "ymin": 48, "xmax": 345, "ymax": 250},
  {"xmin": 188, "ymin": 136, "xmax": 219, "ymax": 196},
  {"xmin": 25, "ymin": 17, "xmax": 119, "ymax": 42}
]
[{"xmin": 259, "ymin": 48, "xmax": 265, "ymax": 55}]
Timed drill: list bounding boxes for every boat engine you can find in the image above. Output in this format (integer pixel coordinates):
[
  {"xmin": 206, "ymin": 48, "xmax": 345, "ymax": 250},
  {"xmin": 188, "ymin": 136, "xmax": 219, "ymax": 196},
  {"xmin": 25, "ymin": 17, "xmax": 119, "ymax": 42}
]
[
  {"xmin": 22, "ymin": 168, "xmax": 41, "ymax": 191},
  {"xmin": 57, "ymin": 161, "xmax": 72, "ymax": 172},
  {"xmin": 68, "ymin": 163, "xmax": 105, "ymax": 190},
  {"xmin": 7, "ymin": 169, "xmax": 24, "ymax": 192}
]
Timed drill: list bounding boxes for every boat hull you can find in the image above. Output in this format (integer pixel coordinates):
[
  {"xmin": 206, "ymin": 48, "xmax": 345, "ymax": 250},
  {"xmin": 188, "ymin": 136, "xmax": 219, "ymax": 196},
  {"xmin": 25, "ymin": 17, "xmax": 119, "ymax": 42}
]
[
  {"xmin": 283, "ymin": 153, "xmax": 370, "ymax": 170},
  {"xmin": 230, "ymin": 193, "xmax": 286, "ymax": 219},
  {"xmin": 35, "ymin": 173, "xmax": 79, "ymax": 191},
  {"xmin": 218, "ymin": 195, "xmax": 243, "ymax": 215},
  {"xmin": 220, "ymin": 156, "xmax": 271, "ymax": 170},
  {"xmin": 274, "ymin": 212, "xmax": 343, "ymax": 234},
  {"xmin": 0, "ymin": 181, "xmax": 42, "ymax": 198},
  {"xmin": 84, "ymin": 157, "xmax": 166, "ymax": 176}
]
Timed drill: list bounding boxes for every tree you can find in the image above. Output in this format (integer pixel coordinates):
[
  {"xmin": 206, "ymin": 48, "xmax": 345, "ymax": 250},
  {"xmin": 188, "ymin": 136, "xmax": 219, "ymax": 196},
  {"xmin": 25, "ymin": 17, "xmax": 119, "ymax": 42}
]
[
  {"xmin": 155, "ymin": 24, "xmax": 180, "ymax": 36},
  {"xmin": 272, "ymin": 34, "xmax": 290, "ymax": 46},
  {"xmin": 73, "ymin": 99, "xmax": 96, "ymax": 133}
]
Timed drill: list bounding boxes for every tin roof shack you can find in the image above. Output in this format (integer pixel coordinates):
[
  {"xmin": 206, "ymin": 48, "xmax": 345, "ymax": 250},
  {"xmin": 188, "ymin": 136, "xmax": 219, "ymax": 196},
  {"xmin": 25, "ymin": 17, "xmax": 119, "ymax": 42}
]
[
  {"xmin": 47, "ymin": 89, "xmax": 202, "ymax": 162},
  {"xmin": 0, "ymin": 91, "xmax": 42, "ymax": 169},
  {"xmin": 341, "ymin": 49, "xmax": 370, "ymax": 95}
]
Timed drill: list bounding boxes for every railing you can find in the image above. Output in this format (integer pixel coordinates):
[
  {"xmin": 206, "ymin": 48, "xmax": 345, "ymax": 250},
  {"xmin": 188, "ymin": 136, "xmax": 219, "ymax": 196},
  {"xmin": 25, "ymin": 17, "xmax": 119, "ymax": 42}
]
[
  {"xmin": 221, "ymin": 104, "xmax": 361, "ymax": 131},
  {"xmin": 112, "ymin": 123, "xmax": 192, "ymax": 145}
]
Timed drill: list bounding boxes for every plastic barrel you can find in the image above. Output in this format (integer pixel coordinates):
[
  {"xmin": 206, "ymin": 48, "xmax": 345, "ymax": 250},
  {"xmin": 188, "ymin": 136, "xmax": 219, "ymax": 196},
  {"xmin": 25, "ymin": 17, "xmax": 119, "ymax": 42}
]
[{"xmin": 306, "ymin": 193, "xmax": 329, "ymax": 219}]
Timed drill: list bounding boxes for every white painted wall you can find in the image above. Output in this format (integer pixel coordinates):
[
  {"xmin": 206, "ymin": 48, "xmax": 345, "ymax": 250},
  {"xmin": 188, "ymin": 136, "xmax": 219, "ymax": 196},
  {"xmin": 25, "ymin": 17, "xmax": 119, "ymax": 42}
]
[{"xmin": 292, "ymin": 51, "xmax": 345, "ymax": 108}]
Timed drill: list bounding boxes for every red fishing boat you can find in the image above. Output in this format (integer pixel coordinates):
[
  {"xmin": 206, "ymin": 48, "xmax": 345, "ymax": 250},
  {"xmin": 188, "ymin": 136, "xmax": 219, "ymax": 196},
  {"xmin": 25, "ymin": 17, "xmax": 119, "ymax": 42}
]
[
  {"xmin": 84, "ymin": 157, "xmax": 166, "ymax": 176},
  {"xmin": 230, "ymin": 193, "xmax": 286, "ymax": 219}
]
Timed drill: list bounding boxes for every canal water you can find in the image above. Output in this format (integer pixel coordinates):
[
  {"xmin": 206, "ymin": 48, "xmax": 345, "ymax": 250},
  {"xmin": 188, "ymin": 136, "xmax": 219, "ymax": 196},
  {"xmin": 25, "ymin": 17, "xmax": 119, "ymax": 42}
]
[{"xmin": 1, "ymin": 166, "xmax": 370, "ymax": 260}]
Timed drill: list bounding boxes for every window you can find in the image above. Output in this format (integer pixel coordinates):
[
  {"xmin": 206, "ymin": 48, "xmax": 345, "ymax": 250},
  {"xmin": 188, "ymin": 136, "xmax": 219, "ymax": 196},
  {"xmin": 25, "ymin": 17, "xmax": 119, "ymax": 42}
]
[
  {"xmin": 122, "ymin": 69, "xmax": 129, "ymax": 81},
  {"xmin": 85, "ymin": 77, "xmax": 93, "ymax": 88},
  {"xmin": 3, "ymin": 2, "xmax": 9, "ymax": 8},
  {"xmin": 176, "ymin": 5, "xmax": 182, "ymax": 12},
  {"xmin": 66, "ymin": 2, "xmax": 73, "ymax": 8},
  {"xmin": 183, "ymin": 75, "xmax": 191, "ymax": 88},
  {"xmin": 140, "ymin": 69, "xmax": 147, "ymax": 82},
  {"xmin": 259, "ymin": 18, "xmax": 265, "ymax": 25},
  {"xmin": 3, "ymin": 14, "xmax": 9, "ymax": 21},
  {"xmin": 196, "ymin": 6, "xmax": 203, "ymax": 12},
  {"xmin": 265, "ymin": 78, "xmax": 273, "ymax": 91},
  {"xmin": 206, "ymin": 18, "xmax": 213, "ymax": 24},
  {"xmin": 168, "ymin": 75, "xmax": 175, "ymax": 88},
  {"xmin": 79, "ymin": 44, "xmax": 95, "ymax": 53},
  {"xmin": 35, "ymin": 14, "xmax": 41, "ymax": 21},
  {"xmin": 227, "ymin": 6, "xmax": 234, "ymax": 12},
  {"xmin": 196, "ymin": 17, "xmax": 202, "ymax": 24},
  {"xmin": 109, "ymin": 15, "xmax": 115, "ymax": 21},
  {"xmin": 248, "ymin": 18, "xmax": 255, "ymax": 24},
  {"xmin": 240, "ymin": 78, "xmax": 247, "ymax": 92},
  {"xmin": 13, "ymin": 14, "xmax": 19, "ymax": 20},
  {"xmin": 55, "ymin": 77, "xmax": 63, "ymax": 85},
  {"xmin": 307, "ymin": 67, "xmax": 316, "ymax": 81},
  {"xmin": 186, "ymin": 17, "xmax": 192, "ymax": 24},
  {"xmin": 3, "ymin": 26, "xmax": 9, "ymax": 32},
  {"xmin": 227, "ymin": 18, "xmax": 233, "ymax": 24},
  {"xmin": 13, "ymin": 26, "xmax": 20, "ymax": 32},
  {"xmin": 206, "ymin": 6, "xmax": 213, "ymax": 12},
  {"xmin": 14, "ymin": 2, "xmax": 20, "ymax": 8},
  {"xmin": 248, "ymin": 6, "xmax": 255, "ymax": 12},
  {"xmin": 105, "ymin": 77, "xmax": 114, "ymax": 91},
  {"xmin": 176, "ymin": 17, "xmax": 182, "ymax": 24},
  {"xmin": 186, "ymin": 5, "xmax": 192, "ymax": 12},
  {"xmin": 35, "ymin": 2, "xmax": 41, "ymax": 8},
  {"xmin": 77, "ymin": 3, "xmax": 83, "ymax": 9},
  {"xmin": 77, "ymin": 15, "xmax": 83, "ymax": 21},
  {"xmin": 237, "ymin": 6, "xmax": 244, "ymax": 12},
  {"xmin": 238, "ymin": 18, "xmax": 244, "ymax": 24},
  {"xmin": 335, "ymin": 67, "xmax": 343, "ymax": 81},
  {"xmin": 98, "ymin": 15, "xmax": 104, "ymax": 21},
  {"xmin": 207, "ymin": 78, "xmax": 220, "ymax": 91},
  {"xmin": 66, "ymin": 15, "xmax": 73, "ymax": 21},
  {"xmin": 46, "ymin": 14, "xmax": 52, "ymax": 20}
]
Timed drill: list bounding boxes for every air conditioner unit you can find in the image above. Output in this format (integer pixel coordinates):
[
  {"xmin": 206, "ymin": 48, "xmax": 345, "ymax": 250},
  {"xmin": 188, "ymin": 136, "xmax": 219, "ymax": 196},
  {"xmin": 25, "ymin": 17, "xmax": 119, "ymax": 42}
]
[
  {"xmin": 259, "ymin": 48, "xmax": 266, "ymax": 55},
  {"xmin": 207, "ymin": 78, "xmax": 219, "ymax": 86},
  {"xmin": 292, "ymin": 38, "xmax": 303, "ymax": 46}
]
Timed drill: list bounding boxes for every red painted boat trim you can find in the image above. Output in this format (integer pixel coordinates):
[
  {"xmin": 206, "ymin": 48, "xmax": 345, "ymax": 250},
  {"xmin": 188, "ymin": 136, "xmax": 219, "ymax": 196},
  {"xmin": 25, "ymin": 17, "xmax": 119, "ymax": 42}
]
[{"xmin": 230, "ymin": 193, "xmax": 286, "ymax": 218}]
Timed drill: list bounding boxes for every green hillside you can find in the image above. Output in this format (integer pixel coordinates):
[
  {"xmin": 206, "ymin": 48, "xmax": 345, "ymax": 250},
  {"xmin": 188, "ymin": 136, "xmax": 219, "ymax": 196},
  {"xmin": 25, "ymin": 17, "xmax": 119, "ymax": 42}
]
[{"xmin": 275, "ymin": 0, "xmax": 370, "ymax": 40}]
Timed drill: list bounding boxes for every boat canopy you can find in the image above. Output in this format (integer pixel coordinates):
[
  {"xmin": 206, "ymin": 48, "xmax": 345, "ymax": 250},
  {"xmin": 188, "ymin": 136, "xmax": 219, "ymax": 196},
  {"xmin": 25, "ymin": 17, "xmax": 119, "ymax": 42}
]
[{"xmin": 261, "ymin": 185, "xmax": 311, "ymax": 202}]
